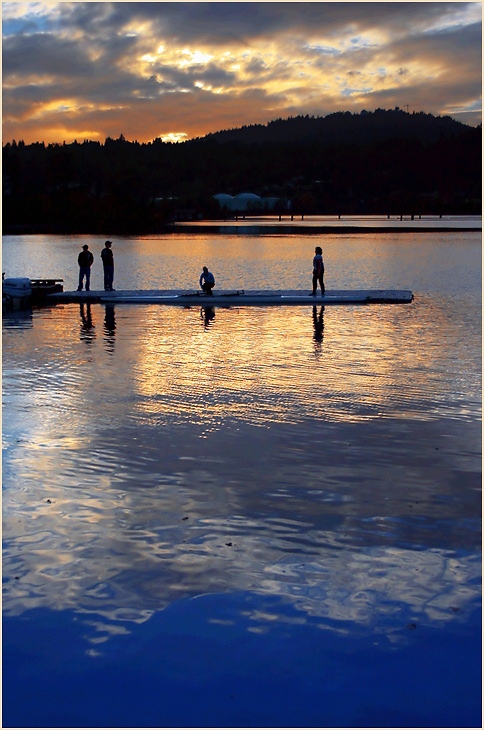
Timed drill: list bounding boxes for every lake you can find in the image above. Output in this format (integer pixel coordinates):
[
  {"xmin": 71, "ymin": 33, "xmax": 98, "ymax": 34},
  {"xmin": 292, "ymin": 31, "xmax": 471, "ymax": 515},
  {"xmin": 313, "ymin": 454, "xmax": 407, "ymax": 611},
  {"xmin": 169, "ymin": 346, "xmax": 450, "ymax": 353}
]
[{"xmin": 2, "ymin": 224, "xmax": 481, "ymax": 728}]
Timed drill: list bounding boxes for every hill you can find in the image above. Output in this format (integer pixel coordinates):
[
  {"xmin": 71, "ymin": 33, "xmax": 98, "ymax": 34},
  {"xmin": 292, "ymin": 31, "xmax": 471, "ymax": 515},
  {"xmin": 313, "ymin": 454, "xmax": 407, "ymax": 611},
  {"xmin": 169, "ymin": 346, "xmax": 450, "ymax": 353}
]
[
  {"xmin": 3, "ymin": 109, "xmax": 481, "ymax": 233},
  {"xmin": 202, "ymin": 108, "xmax": 471, "ymax": 147}
]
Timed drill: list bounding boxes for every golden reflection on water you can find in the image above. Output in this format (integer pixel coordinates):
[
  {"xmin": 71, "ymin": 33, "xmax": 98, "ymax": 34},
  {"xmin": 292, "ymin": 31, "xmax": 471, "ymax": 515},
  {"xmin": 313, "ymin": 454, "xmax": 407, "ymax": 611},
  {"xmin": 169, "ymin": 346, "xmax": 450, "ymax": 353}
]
[{"xmin": 117, "ymin": 300, "xmax": 480, "ymax": 427}]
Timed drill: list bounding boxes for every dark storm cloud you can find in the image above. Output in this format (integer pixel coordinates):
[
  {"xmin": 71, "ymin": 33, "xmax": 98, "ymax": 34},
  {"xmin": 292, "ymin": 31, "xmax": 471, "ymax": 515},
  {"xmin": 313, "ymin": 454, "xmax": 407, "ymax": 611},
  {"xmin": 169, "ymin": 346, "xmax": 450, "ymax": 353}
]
[
  {"xmin": 3, "ymin": 33, "xmax": 93, "ymax": 77},
  {"xmin": 4, "ymin": 2, "xmax": 477, "ymax": 51},
  {"xmin": 150, "ymin": 59, "xmax": 237, "ymax": 90},
  {"xmin": 51, "ymin": 2, "xmax": 479, "ymax": 43}
]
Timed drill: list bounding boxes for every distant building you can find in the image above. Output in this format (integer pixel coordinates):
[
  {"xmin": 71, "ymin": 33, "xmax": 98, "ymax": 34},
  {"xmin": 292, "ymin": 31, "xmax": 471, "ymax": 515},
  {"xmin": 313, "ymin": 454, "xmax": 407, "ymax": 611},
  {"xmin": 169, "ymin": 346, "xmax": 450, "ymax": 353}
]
[
  {"xmin": 213, "ymin": 193, "xmax": 235, "ymax": 208},
  {"xmin": 213, "ymin": 192, "xmax": 283, "ymax": 212}
]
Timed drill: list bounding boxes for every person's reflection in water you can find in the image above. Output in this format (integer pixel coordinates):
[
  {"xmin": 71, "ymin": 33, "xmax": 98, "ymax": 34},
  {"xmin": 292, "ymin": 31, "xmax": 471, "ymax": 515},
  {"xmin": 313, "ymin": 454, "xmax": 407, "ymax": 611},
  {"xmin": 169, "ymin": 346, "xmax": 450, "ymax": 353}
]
[
  {"xmin": 200, "ymin": 306, "xmax": 215, "ymax": 328},
  {"xmin": 312, "ymin": 305, "xmax": 324, "ymax": 356},
  {"xmin": 103, "ymin": 304, "xmax": 116, "ymax": 353},
  {"xmin": 80, "ymin": 303, "xmax": 95, "ymax": 344}
]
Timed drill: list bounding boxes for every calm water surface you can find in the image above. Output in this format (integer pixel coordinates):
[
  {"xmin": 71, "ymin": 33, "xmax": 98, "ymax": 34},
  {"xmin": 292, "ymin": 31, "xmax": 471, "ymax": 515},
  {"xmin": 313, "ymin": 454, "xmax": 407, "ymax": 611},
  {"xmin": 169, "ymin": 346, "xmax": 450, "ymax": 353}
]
[{"xmin": 3, "ymin": 229, "xmax": 481, "ymax": 727}]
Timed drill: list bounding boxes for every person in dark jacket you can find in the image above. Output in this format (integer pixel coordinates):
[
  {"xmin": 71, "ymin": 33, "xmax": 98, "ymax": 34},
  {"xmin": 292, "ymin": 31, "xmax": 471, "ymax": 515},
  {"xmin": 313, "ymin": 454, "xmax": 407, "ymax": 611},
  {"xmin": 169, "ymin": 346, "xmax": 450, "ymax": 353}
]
[
  {"xmin": 77, "ymin": 244, "xmax": 94, "ymax": 291},
  {"xmin": 101, "ymin": 240, "xmax": 115, "ymax": 291}
]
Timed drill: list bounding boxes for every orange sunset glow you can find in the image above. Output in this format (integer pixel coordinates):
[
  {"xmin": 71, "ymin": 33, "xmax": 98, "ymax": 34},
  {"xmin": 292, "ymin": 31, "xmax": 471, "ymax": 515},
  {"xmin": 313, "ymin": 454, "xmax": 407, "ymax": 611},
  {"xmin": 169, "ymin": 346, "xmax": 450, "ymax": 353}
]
[{"xmin": 2, "ymin": 2, "xmax": 481, "ymax": 145}]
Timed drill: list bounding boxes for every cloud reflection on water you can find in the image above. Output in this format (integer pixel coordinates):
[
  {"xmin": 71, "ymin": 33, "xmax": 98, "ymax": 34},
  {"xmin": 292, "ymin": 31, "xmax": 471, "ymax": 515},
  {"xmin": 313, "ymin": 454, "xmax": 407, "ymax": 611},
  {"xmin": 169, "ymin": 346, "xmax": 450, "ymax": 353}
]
[
  {"xmin": 3, "ymin": 274, "xmax": 481, "ymax": 651},
  {"xmin": 3, "ymin": 409, "xmax": 480, "ymax": 648}
]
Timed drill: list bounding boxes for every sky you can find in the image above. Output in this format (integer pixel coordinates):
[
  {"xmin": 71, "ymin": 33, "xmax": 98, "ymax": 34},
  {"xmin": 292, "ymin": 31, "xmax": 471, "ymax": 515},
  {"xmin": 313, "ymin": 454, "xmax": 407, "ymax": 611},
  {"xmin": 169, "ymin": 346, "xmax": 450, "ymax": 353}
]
[{"xmin": 2, "ymin": 1, "xmax": 482, "ymax": 145}]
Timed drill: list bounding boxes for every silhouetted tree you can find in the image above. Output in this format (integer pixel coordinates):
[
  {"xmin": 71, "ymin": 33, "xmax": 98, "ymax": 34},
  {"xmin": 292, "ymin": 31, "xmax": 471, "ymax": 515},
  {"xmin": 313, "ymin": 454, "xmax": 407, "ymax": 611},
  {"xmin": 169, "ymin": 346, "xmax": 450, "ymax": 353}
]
[{"xmin": 2, "ymin": 110, "xmax": 481, "ymax": 233}]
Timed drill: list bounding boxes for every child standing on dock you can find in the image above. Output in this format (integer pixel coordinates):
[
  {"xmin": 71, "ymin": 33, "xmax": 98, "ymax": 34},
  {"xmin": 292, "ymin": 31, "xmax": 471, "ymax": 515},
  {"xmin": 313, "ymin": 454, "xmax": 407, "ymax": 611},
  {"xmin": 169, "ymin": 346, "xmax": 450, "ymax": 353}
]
[
  {"xmin": 77, "ymin": 244, "xmax": 94, "ymax": 291},
  {"xmin": 312, "ymin": 246, "xmax": 325, "ymax": 296}
]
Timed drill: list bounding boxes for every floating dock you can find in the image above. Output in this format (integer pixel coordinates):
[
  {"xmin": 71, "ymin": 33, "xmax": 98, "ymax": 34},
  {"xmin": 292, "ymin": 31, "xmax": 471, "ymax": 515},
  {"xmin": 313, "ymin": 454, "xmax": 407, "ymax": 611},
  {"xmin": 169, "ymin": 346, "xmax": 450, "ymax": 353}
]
[{"xmin": 47, "ymin": 289, "xmax": 414, "ymax": 306}]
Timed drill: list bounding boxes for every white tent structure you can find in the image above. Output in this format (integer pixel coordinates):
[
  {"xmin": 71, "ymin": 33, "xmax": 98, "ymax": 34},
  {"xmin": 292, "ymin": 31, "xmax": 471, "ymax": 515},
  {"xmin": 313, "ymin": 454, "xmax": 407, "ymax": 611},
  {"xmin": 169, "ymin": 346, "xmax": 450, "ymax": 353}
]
[{"xmin": 213, "ymin": 192, "xmax": 280, "ymax": 212}]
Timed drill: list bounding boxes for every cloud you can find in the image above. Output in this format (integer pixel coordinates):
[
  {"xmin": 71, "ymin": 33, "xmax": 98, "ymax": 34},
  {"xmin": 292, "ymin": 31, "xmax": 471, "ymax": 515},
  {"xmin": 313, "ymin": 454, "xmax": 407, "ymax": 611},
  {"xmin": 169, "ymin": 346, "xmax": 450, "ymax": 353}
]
[
  {"xmin": 3, "ymin": 32, "xmax": 96, "ymax": 77},
  {"xmin": 2, "ymin": 2, "xmax": 481, "ymax": 143}
]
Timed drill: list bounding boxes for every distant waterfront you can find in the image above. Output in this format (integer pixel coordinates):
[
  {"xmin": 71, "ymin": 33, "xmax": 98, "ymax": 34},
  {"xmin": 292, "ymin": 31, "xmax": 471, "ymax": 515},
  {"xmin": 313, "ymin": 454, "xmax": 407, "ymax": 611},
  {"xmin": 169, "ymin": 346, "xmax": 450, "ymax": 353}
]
[
  {"xmin": 3, "ymin": 213, "xmax": 481, "ymax": 238},
  {"xmin": 174, "ymin": 213, "xmax": 482, "ymax": 234}
]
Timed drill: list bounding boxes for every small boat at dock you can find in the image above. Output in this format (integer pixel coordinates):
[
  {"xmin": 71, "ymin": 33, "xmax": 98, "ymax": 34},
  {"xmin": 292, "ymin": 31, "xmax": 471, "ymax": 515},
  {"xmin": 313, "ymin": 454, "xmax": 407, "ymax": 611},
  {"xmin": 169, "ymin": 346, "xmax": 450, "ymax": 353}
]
[
  {"xmin": 3, "ymin": 276, "xmax": 64, "ymax": 310},
  {"xmin": 2, "ymin": 277, "xmax": 32, "ymax": 309}
]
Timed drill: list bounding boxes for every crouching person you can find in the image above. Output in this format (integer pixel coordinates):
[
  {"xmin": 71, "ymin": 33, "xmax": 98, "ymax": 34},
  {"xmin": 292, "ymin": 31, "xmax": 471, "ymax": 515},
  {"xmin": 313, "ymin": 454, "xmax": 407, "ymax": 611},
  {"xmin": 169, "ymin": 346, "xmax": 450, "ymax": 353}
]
[{"xmin": 199, "ymin": 266, "xmax": 215, "ymax": 295}]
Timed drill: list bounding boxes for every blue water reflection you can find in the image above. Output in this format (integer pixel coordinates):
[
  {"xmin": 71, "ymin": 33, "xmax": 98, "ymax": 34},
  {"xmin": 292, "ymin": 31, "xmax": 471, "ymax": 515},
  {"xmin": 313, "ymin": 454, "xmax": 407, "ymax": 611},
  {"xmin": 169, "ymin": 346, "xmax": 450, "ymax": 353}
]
[
  {"xmin": 3, "ymin": 231, "xmax": 481, "ymax": 727},
  {"xmin": 3, "ymin": 594, "xmax": 481, "ymax": 728}
]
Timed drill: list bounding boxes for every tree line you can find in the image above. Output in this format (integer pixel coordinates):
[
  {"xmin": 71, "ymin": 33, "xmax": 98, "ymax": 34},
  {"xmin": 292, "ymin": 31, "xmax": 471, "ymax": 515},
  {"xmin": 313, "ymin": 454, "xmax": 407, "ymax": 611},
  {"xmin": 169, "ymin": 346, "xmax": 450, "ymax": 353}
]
[{"xmin": 3, "ymin": 109, "xmax": 481, "ymax": 234}]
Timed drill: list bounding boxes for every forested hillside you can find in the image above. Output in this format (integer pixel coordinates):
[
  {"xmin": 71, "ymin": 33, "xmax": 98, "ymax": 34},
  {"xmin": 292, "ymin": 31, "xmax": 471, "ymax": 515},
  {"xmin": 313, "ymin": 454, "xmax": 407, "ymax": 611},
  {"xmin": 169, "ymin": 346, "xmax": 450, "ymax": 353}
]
[
  {"xmin": 203, "ymin": 108, "xmax": 470, "ymax": 146},
  {"xmin": 3, "ymin": 109, "xmax": 481, "ymax": 234}
]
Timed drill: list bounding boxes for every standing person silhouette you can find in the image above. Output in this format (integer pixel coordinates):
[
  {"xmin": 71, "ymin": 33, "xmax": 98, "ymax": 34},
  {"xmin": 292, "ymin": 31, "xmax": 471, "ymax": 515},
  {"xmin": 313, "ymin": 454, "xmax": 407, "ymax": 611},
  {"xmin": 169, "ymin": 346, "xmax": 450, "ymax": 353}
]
[
  {"xmin": 312, "ymin": 246, "xmax": 325, "ymax": 296},
  {"xmin": 101, "ymin": 240, "xmax": 115, "ymax": 291},
  {"xmin": 77, "ymin": 244, "xmax": 94, "ymax": 291},
  {"xmin": 199, "ymin": 266, "xmax": 215, "ymax": 295}
]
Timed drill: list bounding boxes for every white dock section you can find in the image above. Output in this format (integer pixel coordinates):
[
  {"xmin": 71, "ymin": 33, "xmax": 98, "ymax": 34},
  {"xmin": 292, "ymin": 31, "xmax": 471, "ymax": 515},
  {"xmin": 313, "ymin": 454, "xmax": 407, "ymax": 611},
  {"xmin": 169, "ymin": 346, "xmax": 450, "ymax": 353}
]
[{"xmin": 47, "ymin": 289, "xmax": 414, "ymax": 306}]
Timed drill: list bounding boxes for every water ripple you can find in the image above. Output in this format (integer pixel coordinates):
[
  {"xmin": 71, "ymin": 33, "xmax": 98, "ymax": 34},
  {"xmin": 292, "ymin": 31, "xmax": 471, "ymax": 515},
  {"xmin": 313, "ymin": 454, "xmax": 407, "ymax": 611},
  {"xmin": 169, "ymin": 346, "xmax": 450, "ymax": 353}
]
[{"xmin": 2, "ymin": 234, "xmax": 481, "ymax": 646}]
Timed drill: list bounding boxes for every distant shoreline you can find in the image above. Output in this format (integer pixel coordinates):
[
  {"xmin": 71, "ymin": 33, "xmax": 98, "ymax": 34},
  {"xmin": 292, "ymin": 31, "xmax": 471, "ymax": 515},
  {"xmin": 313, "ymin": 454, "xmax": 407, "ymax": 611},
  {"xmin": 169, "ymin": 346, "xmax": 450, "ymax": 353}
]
[
  {"xmin": 3, "ymin": 222, "xmax": 481, "ymax": 236},
  {"xmin": 170, "ymin": 224, "xmax": 481, "ymax": 234}
]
